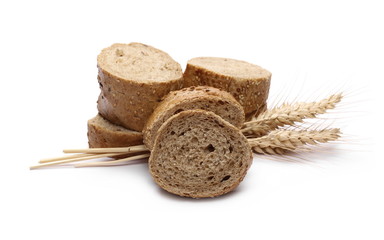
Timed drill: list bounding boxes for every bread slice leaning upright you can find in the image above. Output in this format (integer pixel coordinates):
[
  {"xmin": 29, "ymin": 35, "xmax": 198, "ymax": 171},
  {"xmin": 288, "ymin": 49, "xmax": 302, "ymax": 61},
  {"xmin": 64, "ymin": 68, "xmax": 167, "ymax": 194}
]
[
  {"xmin": 97, "ymin": 42, "xmax": 183, "ymax": 131},
  {"xmin": 149, "ymin": 110, "xmax": 253, "ymax": 198},
  {"xmin": 143, "ymin": 86, "xmax": 245, "ymax": 150},
  {"xmin": 87, "ymin": 114, "xmax": 143, "ymax": 148},
  {"xmin": 183, "ymin": 57, "xmax": 271, "ymax": 120}
]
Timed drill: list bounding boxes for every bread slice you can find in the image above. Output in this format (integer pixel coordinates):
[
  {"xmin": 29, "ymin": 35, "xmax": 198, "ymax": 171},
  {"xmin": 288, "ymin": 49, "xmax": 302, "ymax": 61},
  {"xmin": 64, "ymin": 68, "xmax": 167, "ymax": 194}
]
[
  {"xmin": 87, "ymin": 114, "xmax": 143, "ymax": 148},
  {"xmin": 183, "ymin": 57, "xmax": 271, "ymax": 120},
  {"xmin": 97, "ymin": 42, "xmax": 183, "ymax": 131},
  {"xmin": 149, "ymin": 110, "xmax": 253, "ymax": 198},
  {"xmin": 143, "ymin": 86, "xmax": 245, "ymax": 150}
]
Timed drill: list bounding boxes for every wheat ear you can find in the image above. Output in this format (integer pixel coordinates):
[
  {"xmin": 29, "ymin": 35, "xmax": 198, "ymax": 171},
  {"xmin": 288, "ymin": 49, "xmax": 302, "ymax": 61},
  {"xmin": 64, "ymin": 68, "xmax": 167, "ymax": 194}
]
[
  {"xmin": 248, "ymin": 128, "xmax": 341, "ymax": 154},
  {"xmin": 242, "ymin": 93, "xmax": 343, "ymax": 137}
]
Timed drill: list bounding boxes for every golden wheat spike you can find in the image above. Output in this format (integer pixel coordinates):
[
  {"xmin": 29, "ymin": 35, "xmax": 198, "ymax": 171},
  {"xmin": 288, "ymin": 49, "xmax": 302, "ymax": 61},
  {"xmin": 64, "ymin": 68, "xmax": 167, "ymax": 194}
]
[
  {"xmin": 242, "ymin": 93, "xmax": 343, "ymax": 137},
  {"xmin": 248, "ymin": 128, "xmax": 341, "ymax": 154}
]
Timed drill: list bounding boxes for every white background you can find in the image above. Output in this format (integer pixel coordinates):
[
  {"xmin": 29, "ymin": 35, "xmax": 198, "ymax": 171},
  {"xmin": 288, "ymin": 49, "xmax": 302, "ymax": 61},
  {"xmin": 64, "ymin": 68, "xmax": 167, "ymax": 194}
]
[{"xmin": 1, "ymin": 0, "xmax": 383, "ymax": 239}]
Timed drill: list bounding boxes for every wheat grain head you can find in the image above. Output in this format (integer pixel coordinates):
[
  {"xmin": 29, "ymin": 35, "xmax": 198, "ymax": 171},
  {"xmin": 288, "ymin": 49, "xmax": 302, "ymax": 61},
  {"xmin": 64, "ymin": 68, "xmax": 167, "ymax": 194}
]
[
  {"xmin": 242, "ymin": 93, "xmax": 343, "ymax": 137},
  {"xmin": 248, "ymin": 128, "xmax": 341, "ymax": 155}
]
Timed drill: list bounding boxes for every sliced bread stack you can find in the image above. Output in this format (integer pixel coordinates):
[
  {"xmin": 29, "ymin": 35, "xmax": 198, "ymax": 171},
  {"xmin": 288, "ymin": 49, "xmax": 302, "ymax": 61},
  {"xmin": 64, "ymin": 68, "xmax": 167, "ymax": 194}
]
[
  {"xmin": 88, "ymin": 43, "xmax": 184, "ymax": 148},
  {"xmin": 84, "ymin": 43, "xmax": 272, "ymax": 198}
]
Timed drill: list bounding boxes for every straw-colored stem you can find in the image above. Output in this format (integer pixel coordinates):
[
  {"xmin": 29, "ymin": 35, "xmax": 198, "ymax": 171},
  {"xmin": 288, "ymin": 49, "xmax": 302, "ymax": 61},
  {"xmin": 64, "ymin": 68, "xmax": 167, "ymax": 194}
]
[
  {"xmin": 30, "ymin": 153, "xmax": 123, "ymax": 170},
  {"xmin": 39, "ymin": 153, "xmax": 92, "ymax": 163},
  {"xmin": 74, "ymin": 153, "xmax": 150, "ymax": 168},
  {"xmin": 63, "ymin": 145, "xmax": 148, "ymax": 154}
]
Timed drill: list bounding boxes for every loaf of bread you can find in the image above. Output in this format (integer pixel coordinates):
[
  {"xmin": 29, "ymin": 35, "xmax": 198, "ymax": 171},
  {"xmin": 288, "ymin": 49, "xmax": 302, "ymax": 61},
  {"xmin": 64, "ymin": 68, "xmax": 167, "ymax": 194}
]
[
  {"xmin": 148, "ymin": 110, "xmax": 253, "ymax": 198},
  {"xmin": 183, "ymin": 57, "xmax": 271, "ymax": 120},
  {"xmin": 143, "ymin": 86, "xmax": 245, "ymax": 150},
  {"xmin": 97, "ymin": 42, "xmax": 184, "ymax": 131},
  {"xmin": 87, "ymin": 114, "xmax": 143, "ymax": 148}
]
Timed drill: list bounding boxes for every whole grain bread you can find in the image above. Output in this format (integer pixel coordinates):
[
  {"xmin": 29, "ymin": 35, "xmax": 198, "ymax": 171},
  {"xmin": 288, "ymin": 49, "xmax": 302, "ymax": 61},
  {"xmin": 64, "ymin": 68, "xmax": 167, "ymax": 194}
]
[
  {"xmin": 143, "ymin": 86, "xmax": 245, "ymax": 150},
  {"xmin": 87, "ymin": 114, "xmax": 143, "ymax": 148},
  {"xmin": 183, "ymin": 57, "xmax": 271, "ymax": 120},
  {"xmin": 97, "ymin": 42, "xmax": 183, "ymax": 131},
  {"xmin": 148, "ymin": 110, "xmax": 253, "ymax": 198}
]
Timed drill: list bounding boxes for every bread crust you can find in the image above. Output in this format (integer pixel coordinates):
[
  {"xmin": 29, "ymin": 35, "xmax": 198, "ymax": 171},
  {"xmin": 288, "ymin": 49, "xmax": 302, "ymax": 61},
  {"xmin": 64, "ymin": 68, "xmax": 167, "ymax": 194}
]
[
  {"xmin": 87, "ymin": 114, "xmax": 143, "ymax": 148},
  {"xmin": 143, "ymin": 86, "xmax": 245, "ymax": 150},
  {"xmin": 97, "ymin": 43, "xmax": 183, "ymax": 131},
  {"xmin": 149, "ymin": 110, "xmax": 252, "ymax": 198},
  {"xmin": 183, "ymin": 57, "xmax": 271, "ymax": 120}
]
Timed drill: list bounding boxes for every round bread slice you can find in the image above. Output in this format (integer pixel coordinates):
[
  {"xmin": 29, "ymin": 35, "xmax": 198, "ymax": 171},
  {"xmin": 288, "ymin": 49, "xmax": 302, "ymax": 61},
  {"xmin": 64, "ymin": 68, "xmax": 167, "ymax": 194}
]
[
  {"xmin": 87, "ymin": 114, "xmax": 143, "ymax": 148},
  {"xmin": 183, "ymin": 57, "xmax": 271, "ymax": 120},
  {"xmin": 97, "ymin": 42, "xmax": 183, "ymax": 131},
  {"xmin": 149, "ymin": 110, "xmax": 253, "ymax": 198},
  {"xmin": 143, "ymin": 86, "xmax": 245, "ymax": 150}
]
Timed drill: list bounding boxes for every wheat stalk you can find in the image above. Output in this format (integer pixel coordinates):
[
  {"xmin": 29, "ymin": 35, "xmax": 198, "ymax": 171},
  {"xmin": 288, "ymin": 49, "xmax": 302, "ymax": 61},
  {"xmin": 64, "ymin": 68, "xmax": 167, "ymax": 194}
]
[
  {"xmin": 248, "ymin": 128, "xmax": 341, "ymax": 154},
  {"xmin": 30, "ymin": 145, "xmax": 150, "ymax": 169},
  {"xmin": 30, "ymin": 128, "xmax": 341, "ymax": 168},
  {"xmin": 242, "ymin": 93, "xmax": 343, "ymax": 137}
]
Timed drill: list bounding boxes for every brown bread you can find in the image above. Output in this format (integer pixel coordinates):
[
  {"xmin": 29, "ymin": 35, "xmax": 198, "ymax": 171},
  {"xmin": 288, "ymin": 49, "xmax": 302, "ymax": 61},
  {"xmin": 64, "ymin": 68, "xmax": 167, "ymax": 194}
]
[
  {"xmin": 87, "ymin": 114, "xmax": 143, "ymax": 148},
  {"xmin": 148, "ymin": 110, "xmax": 252, "ymax": 198},
  {"xmin": 97, "ymin": 42, "xmax": 183, "ymax": 131},
  {"xmin": 183, "ymin": 57, "xmax": 271, "ymax": 120}
]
